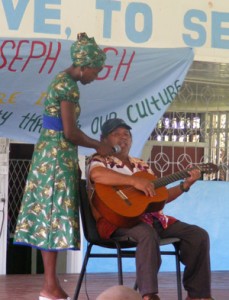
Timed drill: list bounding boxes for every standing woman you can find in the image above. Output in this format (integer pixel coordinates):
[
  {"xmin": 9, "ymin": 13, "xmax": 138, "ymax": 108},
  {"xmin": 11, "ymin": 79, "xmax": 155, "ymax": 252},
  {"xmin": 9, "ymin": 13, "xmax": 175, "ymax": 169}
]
[{"xmin": 14, "ymin": 33, "xmax": 112, "ymax": 300}]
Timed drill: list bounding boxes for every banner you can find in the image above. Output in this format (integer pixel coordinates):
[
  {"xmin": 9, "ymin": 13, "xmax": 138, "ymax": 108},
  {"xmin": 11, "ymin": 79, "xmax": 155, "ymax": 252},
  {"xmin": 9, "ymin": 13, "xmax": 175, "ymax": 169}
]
[
  {"xmin": 0, "ymin": 0, "xmax": 229, "ymax": 62},
  {"xmin": 0, "ymin": 38, "xmax": 194, "ymax": 156}
]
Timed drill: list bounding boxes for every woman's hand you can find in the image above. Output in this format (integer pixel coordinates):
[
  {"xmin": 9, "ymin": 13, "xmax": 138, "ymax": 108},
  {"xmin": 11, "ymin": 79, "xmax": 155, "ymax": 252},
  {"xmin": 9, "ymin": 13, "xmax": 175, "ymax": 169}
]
[{"xmin": 96, "ymin": 141, "xmax": 114, "ymax": 156}]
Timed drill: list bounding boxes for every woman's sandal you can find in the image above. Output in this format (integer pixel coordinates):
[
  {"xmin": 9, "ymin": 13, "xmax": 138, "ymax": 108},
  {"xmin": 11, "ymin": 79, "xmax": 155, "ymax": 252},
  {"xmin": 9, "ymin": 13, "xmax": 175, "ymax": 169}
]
[{"xmin": 39, "ymin": 296, "xmax": 71, "ymax": 300}]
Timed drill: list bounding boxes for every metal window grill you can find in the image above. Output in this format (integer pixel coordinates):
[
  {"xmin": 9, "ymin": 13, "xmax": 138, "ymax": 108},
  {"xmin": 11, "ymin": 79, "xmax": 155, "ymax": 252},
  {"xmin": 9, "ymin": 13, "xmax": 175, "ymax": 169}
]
[
  {"xmin": 8, "ymin": 159, "xmax": 31, "ymax": 235},
  {"xmin": 147, "ymin": 82, "xmax": 229, "ymax": 181}
]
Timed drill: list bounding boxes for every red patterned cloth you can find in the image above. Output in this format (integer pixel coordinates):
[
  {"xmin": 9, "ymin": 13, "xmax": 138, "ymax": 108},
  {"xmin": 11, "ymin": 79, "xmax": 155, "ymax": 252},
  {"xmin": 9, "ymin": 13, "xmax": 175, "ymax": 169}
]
[
  {"xmin": 97, "ymin": 217, "xmax": 118, "ymax": 240},
  {"xmin": 141, "ymin": 212, "xmax": 177, "ymax": 229}
]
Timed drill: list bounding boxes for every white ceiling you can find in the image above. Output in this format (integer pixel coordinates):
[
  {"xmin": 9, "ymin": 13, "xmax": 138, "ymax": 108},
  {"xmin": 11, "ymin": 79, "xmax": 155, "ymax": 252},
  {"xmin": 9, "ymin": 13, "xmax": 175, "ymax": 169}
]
[{"xmin": 186, "ymin": 61, "xmax": 229, "ymax": 86}]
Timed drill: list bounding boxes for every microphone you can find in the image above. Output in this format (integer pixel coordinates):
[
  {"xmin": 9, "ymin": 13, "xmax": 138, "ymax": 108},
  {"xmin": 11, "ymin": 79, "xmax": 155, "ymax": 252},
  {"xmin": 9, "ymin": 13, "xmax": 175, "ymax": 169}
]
[{"xmin": 112, "ymin": 145, "xmax": 121, "ymax": 153}]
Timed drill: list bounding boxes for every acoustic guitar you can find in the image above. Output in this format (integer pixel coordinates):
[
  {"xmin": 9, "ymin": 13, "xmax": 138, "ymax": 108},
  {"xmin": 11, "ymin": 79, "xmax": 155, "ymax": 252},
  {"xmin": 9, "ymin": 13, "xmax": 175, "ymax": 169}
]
[{"xmin": 93, "ymin": 163, "xmax": 218, "ymax": 228}]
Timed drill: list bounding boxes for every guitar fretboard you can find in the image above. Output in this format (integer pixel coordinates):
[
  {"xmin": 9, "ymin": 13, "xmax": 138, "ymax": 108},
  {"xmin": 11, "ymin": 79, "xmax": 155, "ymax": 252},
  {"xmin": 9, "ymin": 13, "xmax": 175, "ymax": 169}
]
[{"xmin": 153, "ymin": 170, "xmax": 191, "ymax": 189}]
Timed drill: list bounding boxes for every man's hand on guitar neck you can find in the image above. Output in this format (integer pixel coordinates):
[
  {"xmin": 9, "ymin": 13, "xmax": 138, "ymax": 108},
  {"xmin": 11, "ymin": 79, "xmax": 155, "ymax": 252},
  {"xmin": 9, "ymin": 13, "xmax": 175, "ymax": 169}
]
[
  {"xmin": 184, "ymin": 167, "xmax": 201, "ymax": 189},
  {"xmin": 167, "ymin": 167, "xmax": 201, "ymax": 203}
]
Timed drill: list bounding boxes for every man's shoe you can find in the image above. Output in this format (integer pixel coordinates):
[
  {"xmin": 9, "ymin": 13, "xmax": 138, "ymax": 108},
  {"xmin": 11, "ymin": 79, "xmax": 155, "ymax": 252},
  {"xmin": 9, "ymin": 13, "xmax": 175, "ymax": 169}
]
[
  {"xmin": 186, "ymin": 297, "xmax": 215, "ymax": 300},
  {"xmin": 143, "ymin": 294, "xmax": 160, "ymax": 300}
]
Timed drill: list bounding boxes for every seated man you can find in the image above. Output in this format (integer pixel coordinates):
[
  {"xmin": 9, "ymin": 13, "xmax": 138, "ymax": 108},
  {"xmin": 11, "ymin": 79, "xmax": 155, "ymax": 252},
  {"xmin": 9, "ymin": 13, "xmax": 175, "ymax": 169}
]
[{"xmin": 86, "ymin": 118, "xmax": 214, "ymax": 300}]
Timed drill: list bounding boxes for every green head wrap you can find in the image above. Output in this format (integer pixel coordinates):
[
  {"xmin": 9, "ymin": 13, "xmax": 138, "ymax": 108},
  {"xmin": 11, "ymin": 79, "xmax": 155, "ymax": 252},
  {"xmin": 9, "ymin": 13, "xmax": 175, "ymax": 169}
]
[{"xmin": 71, "ymin": 32, "xmax": 106, "ymax": 68}]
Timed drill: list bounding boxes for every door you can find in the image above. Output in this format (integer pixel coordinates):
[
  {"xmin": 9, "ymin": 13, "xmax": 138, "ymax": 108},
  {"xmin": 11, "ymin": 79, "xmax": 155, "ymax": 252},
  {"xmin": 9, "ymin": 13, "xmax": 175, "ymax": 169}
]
[{"xmin": 0, "ymin": 138, "xmax": 9, "ymax": 275}]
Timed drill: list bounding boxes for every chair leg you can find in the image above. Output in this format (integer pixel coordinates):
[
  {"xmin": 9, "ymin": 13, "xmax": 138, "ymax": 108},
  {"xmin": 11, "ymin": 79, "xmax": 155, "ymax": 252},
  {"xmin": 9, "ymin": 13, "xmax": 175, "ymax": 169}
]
[
  {"xmin": 73, "ymin": 243, "xmax": 92, "ymax": 300},
  {"xmin": 115, "ymin": 241, "xmax": 124, "ymax": 285},
  {"xmin": 174, "ymin": 243, "xmax": 182, "ymax": 300},
  {"xmin": 133, "ymin": 280, "xmax": 138, "ymax": 290}
]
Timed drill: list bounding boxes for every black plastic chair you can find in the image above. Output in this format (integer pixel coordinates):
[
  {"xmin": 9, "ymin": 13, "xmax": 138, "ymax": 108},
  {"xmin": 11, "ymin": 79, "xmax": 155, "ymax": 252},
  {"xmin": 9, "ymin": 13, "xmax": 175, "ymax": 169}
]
[{"xmin": 73, "ymin": 180, "xmax": 182, "ymax": 300}]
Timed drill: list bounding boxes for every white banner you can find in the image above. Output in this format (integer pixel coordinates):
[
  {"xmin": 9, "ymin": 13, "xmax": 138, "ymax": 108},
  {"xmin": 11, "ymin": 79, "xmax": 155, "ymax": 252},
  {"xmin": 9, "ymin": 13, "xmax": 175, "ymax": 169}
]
[
  {"xmin": 0, "ymin": 0, "xmax": 229, "ymax": 62},
  {"xmin": 0, "ymin": 38, "xmax": 194, "ymax": 156}
]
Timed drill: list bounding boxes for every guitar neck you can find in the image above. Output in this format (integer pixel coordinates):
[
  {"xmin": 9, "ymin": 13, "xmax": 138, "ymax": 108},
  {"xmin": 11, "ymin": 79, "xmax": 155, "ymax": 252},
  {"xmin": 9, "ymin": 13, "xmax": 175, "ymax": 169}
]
[{"xmin": 153, "ymin": 170, "xmax": 191, "ymax": 189}]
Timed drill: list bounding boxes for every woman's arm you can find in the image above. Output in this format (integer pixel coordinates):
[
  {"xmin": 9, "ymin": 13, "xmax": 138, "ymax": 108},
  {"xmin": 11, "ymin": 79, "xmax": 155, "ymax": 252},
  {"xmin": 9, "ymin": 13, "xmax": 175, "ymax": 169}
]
[{"xmin": 61, "ymin": 101, "xmax": 111, "ymax": 155}]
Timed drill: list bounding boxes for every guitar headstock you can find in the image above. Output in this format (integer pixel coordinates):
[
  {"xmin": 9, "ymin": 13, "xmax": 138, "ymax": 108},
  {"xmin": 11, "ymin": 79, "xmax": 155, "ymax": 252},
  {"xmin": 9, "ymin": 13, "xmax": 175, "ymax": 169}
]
[{"xmin": 195, "ymin": 163, "xmax": 219, "ymax": 174}]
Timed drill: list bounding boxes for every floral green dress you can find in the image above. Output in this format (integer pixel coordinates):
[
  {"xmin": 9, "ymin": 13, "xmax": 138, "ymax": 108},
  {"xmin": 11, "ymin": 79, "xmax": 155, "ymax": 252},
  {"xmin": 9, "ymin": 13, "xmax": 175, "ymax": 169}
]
[{"xmin": 14, "ymin": 72, "xmax": 81, "ymax": 250}]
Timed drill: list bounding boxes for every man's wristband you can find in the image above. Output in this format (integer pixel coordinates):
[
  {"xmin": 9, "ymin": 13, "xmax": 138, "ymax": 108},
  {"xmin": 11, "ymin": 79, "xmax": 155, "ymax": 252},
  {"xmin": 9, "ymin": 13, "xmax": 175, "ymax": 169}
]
[{"xmin": 180, "ymin": 181, "xmax": 190, "ymax": 192}]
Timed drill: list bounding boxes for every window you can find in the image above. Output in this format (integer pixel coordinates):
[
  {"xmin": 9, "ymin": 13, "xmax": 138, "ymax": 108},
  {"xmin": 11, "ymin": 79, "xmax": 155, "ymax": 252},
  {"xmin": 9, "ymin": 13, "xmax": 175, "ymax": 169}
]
[{"xmin": 145, "ymin": 81, "xmax": 229, "ymax": 181}]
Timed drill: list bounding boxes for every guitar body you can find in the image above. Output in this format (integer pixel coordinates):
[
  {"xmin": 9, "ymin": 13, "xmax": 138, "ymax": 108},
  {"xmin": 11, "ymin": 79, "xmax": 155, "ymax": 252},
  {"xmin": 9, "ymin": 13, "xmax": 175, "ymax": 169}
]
[
  {"xmin": 92, "ymin": 163, "xmax": 218, "ymax": 228},
  {"xmin": 93, "ymin": 171, "xmax": 169, "ymax": 228}
]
